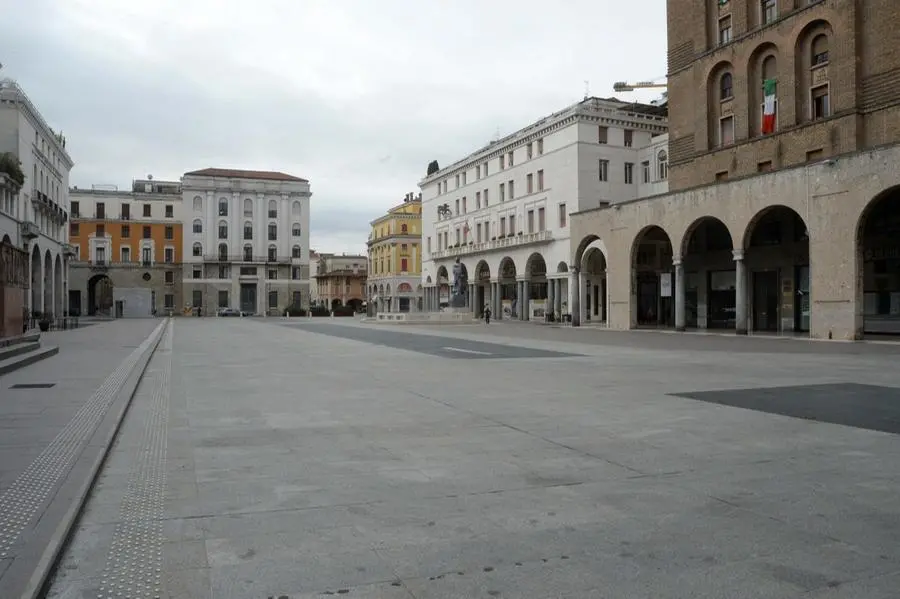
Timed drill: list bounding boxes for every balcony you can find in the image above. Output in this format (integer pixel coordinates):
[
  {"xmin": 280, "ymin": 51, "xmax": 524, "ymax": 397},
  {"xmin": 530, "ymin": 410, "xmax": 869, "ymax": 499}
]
[
  {"xmin": 20, "ymin": 221, "xmax": 39, "ymax": 239},
  {"xmin": 202, "ymin": 254, "xmax": 292, "ymax": 264},
  {"xmin": 62, "ymin": 243, "xmax": 77, "ymax": 257},
  {"xmin": 431, "ymin": 230, "xmax": 554, "ymax": 260}
]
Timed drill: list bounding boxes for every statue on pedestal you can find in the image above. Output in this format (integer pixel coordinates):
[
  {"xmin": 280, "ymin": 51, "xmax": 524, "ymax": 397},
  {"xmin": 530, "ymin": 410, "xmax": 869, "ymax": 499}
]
[{"xmin": 450, "ymin": 258, "xmax": 468, "ymax": 308}]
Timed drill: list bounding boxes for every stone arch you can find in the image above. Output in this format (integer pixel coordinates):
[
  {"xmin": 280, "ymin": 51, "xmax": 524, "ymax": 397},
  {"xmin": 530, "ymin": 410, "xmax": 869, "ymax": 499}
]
[
  {"xmin": 2, "ymin": 233, "xmax": 11, "ymax": 244},
  {"xmin": 30, "ymin": 244, "xmax": 41, "ymax": 314},
  {"xmin": 856, "ymin": 185, "xmax": 900, "ymax": 337},
  {"xmin": 243, "ymin": 198, "xmax": 253, "ymax": 216},
  {"xmin": 681, "ymin": 216, "xmax": 736, "ymax": 330},
  {"xmin": 706, "ymin": 60, "xmax": 735, "ymax": 149},
  {"xmin": 475, "ymin": 260, "xmax": 491, "ymax": 282},
  {"xmin": 192, "ymin": 195, "xmax": 203, "ymax": 212},
  {"xmin": 581, "ymin": 239, "xmax": 608, "ymax": 324},
  {"xmin": 631, "ymin": 225, "xmax": 675, "ymax": 327},
  {"xmin": 425, "ymin": 275, "xmax": 433, "ymax": 284},
  {"xmin": 525, "ymin": 253, "xmax": 546, "ymax": 278},
  {"xmin": 54, "ymin": 254, "xmax": 63, "ymax": 316},
  {"xmin": 292, "ymin": 200, "xmax": 301, "ymax": 217},
  {"xmin": 793, "ymin": 19, "xmax": 833, "ymax": 123},
  {"xmin": 557, "ymin": 262, "xmax": 568, "ymax": 273},
  {"xmin": 88, "ymin": 273, "xmax": 113, "ymax": 317},
  {"xmin": 741, "ymin": 204, "xmax": 808, "ymax": 250},
  {"xmin": 498, "ymin": 257, "xmax": 517, "ymax": 319},
  {"xmin": 574, "ymin": 234, "xmax": 600, "ymax": 266},
  {"xmin": 681, "ymin": 216, "xmax": 734, "ymax": 259},
  {"xmin": 268, "ymin": 199, "xmax": 278, "ymax": 217},
  {"xmin": 43, "ymin": 250, "xmax": 52, "ymax": 316},
  {"xmin": 747, "ymin": 42, "xmax": 780, "ymax": 137}
]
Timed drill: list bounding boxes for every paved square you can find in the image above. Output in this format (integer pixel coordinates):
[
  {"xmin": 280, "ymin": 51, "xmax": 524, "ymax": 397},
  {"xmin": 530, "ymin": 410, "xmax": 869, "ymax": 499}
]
[{"xmin": 45, "ymin": 319, "xmax": 900, "ymax": 598}]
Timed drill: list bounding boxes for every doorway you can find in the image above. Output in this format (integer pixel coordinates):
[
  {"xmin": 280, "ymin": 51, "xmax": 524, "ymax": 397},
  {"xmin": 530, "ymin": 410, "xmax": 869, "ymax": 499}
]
[
  {"xmin": 240, "ymin": 284, "xmax": 257, "ymax": 314},
  {"xmin": 794, "ymin": 265, "xmax": 810, "ymax": 332},
  {"xmin": 753, "ymin": 270, "xmax": 779, "ymax": 332}
]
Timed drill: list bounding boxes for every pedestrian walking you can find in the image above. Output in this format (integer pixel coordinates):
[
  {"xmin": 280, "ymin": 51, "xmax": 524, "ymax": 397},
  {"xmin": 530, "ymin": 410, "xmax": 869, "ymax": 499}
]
[{"xmin": 484, "ymin": 305, "xmax": 491, "ymax": 324}]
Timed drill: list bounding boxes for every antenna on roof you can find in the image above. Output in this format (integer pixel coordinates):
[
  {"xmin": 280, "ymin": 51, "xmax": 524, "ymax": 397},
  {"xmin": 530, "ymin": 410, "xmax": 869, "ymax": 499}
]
[{"xmin": 584, "ymin": 80, "xmax": 590, "ymax": 100}]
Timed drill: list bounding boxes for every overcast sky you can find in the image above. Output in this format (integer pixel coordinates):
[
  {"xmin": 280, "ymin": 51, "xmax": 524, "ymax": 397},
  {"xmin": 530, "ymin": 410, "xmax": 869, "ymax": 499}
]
[{"xmin": 1, "ymin": 0, "xmax": 666, "ymax": 254}]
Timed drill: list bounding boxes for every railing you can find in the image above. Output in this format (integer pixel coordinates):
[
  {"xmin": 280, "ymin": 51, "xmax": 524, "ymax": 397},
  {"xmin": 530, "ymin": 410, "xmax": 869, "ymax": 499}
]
[
  {"xmin": 202, "ymin": 254, "xmax": 294, "ymax": 263},
  {"xmin": 431, "ymin": 230, "xmax": 554, "ymax": 259}
]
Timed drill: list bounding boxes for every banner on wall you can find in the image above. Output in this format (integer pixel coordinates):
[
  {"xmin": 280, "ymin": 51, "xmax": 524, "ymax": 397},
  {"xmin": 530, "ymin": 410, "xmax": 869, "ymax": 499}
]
[
  {"xmin": 529, "ymin": 299, "xmax": 546, "ymax": 321},
  {"xmin": 501, "ymin": 300, "xmax": 513, "ymax": 319}
]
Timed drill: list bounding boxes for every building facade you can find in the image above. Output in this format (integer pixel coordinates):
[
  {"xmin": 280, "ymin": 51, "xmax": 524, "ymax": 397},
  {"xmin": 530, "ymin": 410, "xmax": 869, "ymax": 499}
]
[
  {"xmin": 181, "ymin": 168, "xmax": 312, "ymax": 315},
  {"xmin": 314, "ymin": 254, "xmax": 367, "ymax": 311},
  {"xmin": 0, "ymin": 77, "xmax": 75, "ymax": 331},
  {"xmin": 419, "ymin": 96, "xmax": 668, "ymax": 320},
  {"xmin": 68, "ymin": 178, "xmax": 183, "ymax": 317},
  {"xmin": 367, "ymin": 192, "xmax": 423, "ymax": 313},
  {"xmin": 567, "ymin": 0, "xmax": 900, "ymax": 339}
]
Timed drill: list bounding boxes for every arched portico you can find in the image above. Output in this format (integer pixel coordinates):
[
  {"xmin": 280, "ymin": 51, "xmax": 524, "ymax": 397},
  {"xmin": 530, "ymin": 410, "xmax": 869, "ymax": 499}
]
[
  {"xmin": 30, "ymin": 245, "xmax": 41, "ymax": 314},
  {"xmin": 742, "ymin": 205, "xmax": 810, "ymax": 335},
  {"xmin": 474, "ymin": 260, "xmax": 491, "ymax": 317},
  {"xmin": 436, "ymin": 266, "xmax": 449, "ymax": 309},
  {"xmin": 631, "ymin": 226, "xmax": 675, "ymax": 328},
  {"xmin": 857, "ymin": 185, "xmax": 900, "ymax": 336},
  {"xmin": 498, "ymin": 257, "xmax": 517, "ymax": 319},
  {"xmin": 43, "ymin": 250, "xmax": 53, "ymax": 317},
  {"xmin": 54, "ymin": 254, "xmax": 63, "ymax": 317},
  {"xmin": 88, "ymin": 273, "xmax": 113, "ymax": 316},
  {"xmin": 523, "ymin": 253, "xmax": 547, "ymax": 321},
  {"xmin": 681, "ymin": 217, "xmax": 735, "ymax": 330},
  {"xmin": 580, "ymin": 241, "xmax": 608, "ymax": 325}
]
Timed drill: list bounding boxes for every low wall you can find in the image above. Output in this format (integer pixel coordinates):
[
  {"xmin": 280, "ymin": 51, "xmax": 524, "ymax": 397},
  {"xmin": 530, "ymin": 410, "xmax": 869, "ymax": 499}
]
[{"xmin": 371, "ymin": 311, "xmax": 474, "ymax": 325}]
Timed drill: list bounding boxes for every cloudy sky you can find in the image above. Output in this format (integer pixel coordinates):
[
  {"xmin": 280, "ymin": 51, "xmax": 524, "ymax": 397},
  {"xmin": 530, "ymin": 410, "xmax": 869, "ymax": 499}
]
[{"xmin": 1, "ymin": 0, "xmax": 666, "ymax": 254}]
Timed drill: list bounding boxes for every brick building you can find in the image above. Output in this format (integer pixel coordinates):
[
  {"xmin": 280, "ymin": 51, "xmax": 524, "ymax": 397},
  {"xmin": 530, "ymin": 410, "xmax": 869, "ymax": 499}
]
[{"xmin": 568, "ymin": 0, "xmax": 900, "ymax": 339}]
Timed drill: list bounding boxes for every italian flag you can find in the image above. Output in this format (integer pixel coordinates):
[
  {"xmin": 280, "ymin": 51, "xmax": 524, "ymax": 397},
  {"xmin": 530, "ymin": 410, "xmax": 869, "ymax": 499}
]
[{"xmin": 762, "ymin": 79, "xmax": 777, "ymax": 134}]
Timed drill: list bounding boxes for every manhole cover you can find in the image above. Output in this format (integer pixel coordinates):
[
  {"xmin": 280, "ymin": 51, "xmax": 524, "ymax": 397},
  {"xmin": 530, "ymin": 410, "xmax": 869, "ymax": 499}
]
[{"xmin": 10, "ymin": 383, "xmax": 56, "ymax": 389}]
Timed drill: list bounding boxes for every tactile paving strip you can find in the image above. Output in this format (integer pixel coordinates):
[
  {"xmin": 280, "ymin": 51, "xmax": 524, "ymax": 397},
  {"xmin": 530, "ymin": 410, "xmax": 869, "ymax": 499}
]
[
  {"xmin": 98, "ymin": 320, "xmax": 172, "ymax": 599},
  {"xmin": 0, "ymin": 321, "xmax": 165, "ymax": 559}
]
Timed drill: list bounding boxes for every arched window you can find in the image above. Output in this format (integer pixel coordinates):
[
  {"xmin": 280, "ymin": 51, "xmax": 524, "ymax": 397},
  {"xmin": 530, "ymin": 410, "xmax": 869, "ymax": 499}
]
[
  {"xmin": 720, "ymin": 72, "xmax": 733, "ymax": 100},
  {"xmin": 811, "ymin": 34, "xmax": 829, "ymax": 66},
  {"xmin": 243, "ymin": 244, "xmax": 253, "ymax": 261},
  {"xmin": 657, "ymin": 151, "xmax": 668, "ymax": 181},
  {"xmin": 192, "ymin": 242, "xmax": 202, "ymax": 257},
  {"xmin": 192, "ymin": 218, "xmax": 202, "ymax": 234},
  {"xmin": 292, "ymin": 245, "xmax": 302, "ymax": 258},
  {"xmin": 268, "ymin": 199, "xmax": 277, "ymax": 218},
  {"xmin": 218, "ymin": 198, "xmax": 228, "ymax": 216},
  {"xmin": 268, "ymin": 223, "xmax": 277, "ymax": 241},
  {"xmin": 243, "ymin": 198, "xmax": 253, "ymax": 217},
  {"xmin": 292, "ymin": 223, "xmax": 301, "ymax": 236},
  {"xmin": 217, "ymin": 243, "xmax": 228, "ymax": 260},
  {"xmin": 268, "ymin": 244, "xmax": 277, "ymax": 261},
  {"xmin": 192, "ymin": 196, "xmax": 203, "ymax": 212},
  {"xmin": 292, "ymin": 201, "xmax": 301, "ymax": 217},
  {"xmin": 243, "ymin": 221, "xmax": 253, "ymax": 239},
  {"xmin": 218, "ymin": 221, "xmax": 228, "ymax": 239},
  {"xmin": 401, "ymin": 223, "xmax": 408, "ymax": 233}
]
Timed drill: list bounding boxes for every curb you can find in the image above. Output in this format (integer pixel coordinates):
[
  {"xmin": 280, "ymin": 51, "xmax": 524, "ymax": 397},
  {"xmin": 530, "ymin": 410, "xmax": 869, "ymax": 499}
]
[{"xmin": 20, "ymin": 318, "xmax": 169, "ymax": 599}]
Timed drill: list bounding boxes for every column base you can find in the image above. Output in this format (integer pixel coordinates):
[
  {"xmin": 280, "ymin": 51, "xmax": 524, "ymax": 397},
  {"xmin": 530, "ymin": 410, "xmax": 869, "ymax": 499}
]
[
  {"xmin": 675, "ymin": 326, "xmax": 686, "ymax": 332},
  {"xmin": 735, "ymin": 327, "xmax": 748, "ymax": 335}
]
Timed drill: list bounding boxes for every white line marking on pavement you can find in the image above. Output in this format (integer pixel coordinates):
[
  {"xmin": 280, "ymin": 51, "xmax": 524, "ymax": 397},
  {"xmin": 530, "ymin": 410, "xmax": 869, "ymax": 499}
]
[{"xmin": 442, "ymin": 346, "xmax": 492, "ymax": 355}]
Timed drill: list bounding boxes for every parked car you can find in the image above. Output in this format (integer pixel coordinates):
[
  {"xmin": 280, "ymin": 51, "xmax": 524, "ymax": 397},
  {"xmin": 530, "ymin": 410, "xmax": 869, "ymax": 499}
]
[{"xmin": 216, "ymin": 308, "xmax": 245, "ymax": 317}]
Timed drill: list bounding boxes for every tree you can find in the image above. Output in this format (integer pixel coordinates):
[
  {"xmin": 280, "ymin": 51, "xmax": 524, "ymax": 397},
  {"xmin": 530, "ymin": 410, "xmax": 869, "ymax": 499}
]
[
  {"xmin": 0, "ymin": 153, "xmax": 24, "ymax": 186},
  {"xmin": 426, "ymin": 160, "xmax": 440, "ymax": 176}
]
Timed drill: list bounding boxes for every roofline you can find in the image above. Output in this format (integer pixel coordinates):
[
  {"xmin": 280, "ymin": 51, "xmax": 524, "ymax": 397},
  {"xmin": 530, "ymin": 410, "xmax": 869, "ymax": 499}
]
[{"xmin": 0, "ymin": 79, "xmax": 75, "ymax": 168}]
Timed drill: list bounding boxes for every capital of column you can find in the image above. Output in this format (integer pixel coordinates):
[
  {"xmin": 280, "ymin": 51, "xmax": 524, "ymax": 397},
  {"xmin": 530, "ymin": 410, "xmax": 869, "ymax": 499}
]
[
  {"xmin": 672, "ymin": 257, "xmax": 683, "ymax": 267},
  {"xmin": 732, "ymin": 249, "xmax": 745, "ymax": 262}
]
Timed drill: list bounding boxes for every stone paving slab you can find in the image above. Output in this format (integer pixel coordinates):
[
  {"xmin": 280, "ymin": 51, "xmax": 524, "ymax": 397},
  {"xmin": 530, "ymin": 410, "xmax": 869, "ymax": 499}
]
[
  {"xmin": 46, "ymin": 318, "xmax": 900, "ymax": 598},
  {"xmin": 0, "ymin": 319, "xmax": 165, "ymax": 599}
]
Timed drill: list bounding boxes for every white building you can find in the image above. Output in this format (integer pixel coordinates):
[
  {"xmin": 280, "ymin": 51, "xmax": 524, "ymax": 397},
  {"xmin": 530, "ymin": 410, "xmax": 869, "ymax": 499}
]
[
  {"xmin": 419, "ymin": 96, "xmax": 668, "ymax": 322},
  {"xmin": 0, "ymin": 77, "xmax": 75, "ymax": 319},
  {"xmin": 181, "ymin": 168, "xmax": 312, "ymax": 315}
]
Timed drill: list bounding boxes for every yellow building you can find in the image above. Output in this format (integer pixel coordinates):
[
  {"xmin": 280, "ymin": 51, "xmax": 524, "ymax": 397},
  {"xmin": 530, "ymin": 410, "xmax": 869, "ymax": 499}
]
[{"xmin": 367, "ymin": 192, "xmax": 422, "ymax": 313}]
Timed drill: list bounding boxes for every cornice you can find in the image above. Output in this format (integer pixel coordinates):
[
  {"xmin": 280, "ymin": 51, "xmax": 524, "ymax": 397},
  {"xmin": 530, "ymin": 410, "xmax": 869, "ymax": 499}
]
[{"xmin": 0, "ymin": 81, "xmax": 74, "ymax": 168}]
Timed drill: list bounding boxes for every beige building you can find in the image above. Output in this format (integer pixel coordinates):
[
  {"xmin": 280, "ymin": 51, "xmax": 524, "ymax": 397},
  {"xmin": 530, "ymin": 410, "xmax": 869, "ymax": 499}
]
[
  {"xmin": 569, "ymin": 0, "xmax": 900, "ymax": 340},
  {"xmin": 314, "ymin": 254, "xmax": 367, "ymax": 311}
]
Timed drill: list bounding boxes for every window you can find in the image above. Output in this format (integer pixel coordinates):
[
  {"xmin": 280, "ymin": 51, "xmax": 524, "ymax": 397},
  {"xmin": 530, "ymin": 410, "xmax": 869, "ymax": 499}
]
[
  {"xmin": 401, "ymin": 223, "xmax": 408, "ymax": 233},
  {"xmin": 292, "ymin": 201, "xmax": 301, "ymax": 217},
  {"xmin": 164, "ymin": 294, "xmax": 175, "ymax": 308},
  {"xmin": 500, "ymin": 183, "xmax": 505, "ymax": 201},
  {"xmin": 268, "ymin": 223, "xmax": 278, "ymax": 241},
  {"xmin": 476, "ymin": 165, "xmax": 481, "ymax": 179},
  {"xmin": 538, "ymin": 207, "xmax": 545, "ymax": 231},
  {"xmin": 715, "ymin": 171, "xmax": 729, "ymax": 181},
  {"xmin": 483, "ymin": 188, "xmax": 489, "ymax": 206},
  {"xmin": 507, "ymin": 151, "xmax": 514, "ymax": 167},
  {"xmin": 70, "ymin": 223, "xmax": 79, "ymax": 236},
  {"xmin": 657, "ymin": 151, "xmax": 669, "ymax": 180},
  {"xmin": 143, "ymin": 225, "xmax": 151, "ymax": 239},
  {"xmin": 292, "ymin": 268, "xmax": 301, "ymax": 280},
  {"xmin": 455, "ymin": 174, "xmax": 460, "ymax": 188},
  {"xmin": 641, "ymin": 161, "xmax": 651, "ymax": 183},
  {"xmin": 720, "ymin": 73, "xmax": 733, "ymax": 100},
  {"xmin": 268, "ymin": 200, "xmax": 277, "ymax": 218},
  {"xmin": 268, "ymin": 269, "xmax": 277, "ymax": 280},
  {"xmin": 165, "ymin": 205, "xmax": 173, "ymax": 218},
  {"xmin": 143, "ymin": 204, "xmax": 151, "ymax": 217},
  {"xmin": 812, "ymin": 86, "xmax": 830, "ymax": 120},
  {"xmin": 292, "ymin": 223, "xmax": 302, "ymax": 236},
  {"xmin": 244, "ymin": 222, "xmax": 253, "ymax": 239},
  {"xmin": 240, "ymin": 266, "xmax": 256, "ymax": 276},
  {"xmin": 598, "ymin": 126, "xmax": 608, "ymax": 144},
  {"xmin": 244, "ymin": 198, "xmax": 253, "ymax": 216},
  {"xmin": 219, "ymin": 243, "xmax": 228, "ymax": 260},
  {"xmin": 218, "ymin": 222, "xmax": 228, "ymax": 239},
  {"xmin": 96, "ymin": 203, "xmax": 105, "ymax": 219},
  {"xmin": 243, "ymin": 245, "xmax": 253, "ymax": 261},
  {"xmin": 462, "ymin": 172, "xmax": 467, "ymax": 185},
  {"xmin": 218, "ymin": 290, "xmax": 229, "ymax": 308},
  {"xmin": 500, "ymin": 154, "xmax": 505, "ymax": 170},
  {"xmin": 510, "ymin": 214, "xmax": 516, "ymax": 234},
  {"xmin": 192, "ymin": 242, "xmax": 202, "ymax": 256},
  {"xmin": 165, "ymin": 226, "xmax": 173, "ymax": 240},
  {"xmin": 598, "ymin": 159, "xmax": 609, "ymax": 182},
  {"xmin": 462, "ymin": 197, "xmax": 467, "ymax": 213},
  {"xmin": 219, "ymin": 265, "xmax": 229, "ymax": 278},
  {"xmin": 142, "ymin": 247, "xmax": 152, "ymax": 266},
  {"xmin": 401, "ymin": 258, "xmax": 408, "ymax": 272},
  {"xmin": 165, "ymin": 248, "xmax": 174, "ymax": 263},
  {"xmin": 121, "ymin": 246, "xmax": 131, "ymax": 262},
  {"xmin": 806, "ymin": 148, "xmax": 824, "ymax": 162},
  {"xmin": 508, "ymin": 180, "xmax": 515, "ymax": 199},
  {"xmin": 95, "ymin": 247, "xmax": 106, "ymax": 265},
  {"xmin": 71, "ymin": 201, "xmax": 80, "ymax": 217},
  {"xmin": 811, "ymin": 34, "xmax": 829, "ymax": 66},
  {"xmin": 218, "ymin": 198, "xmax": 228, "ymax": 216},
  {"xmin": 719, "ymin": 15, "xmax": 732, "ymax": 45},
  {"xmin": 625, "ymin": 162, "xmax": 634, "ymax": 184},
  {"xmin": 559, "ymin": 204, "xmax": 567, "ymax": 228},
  {"xmin": 527, "ymin": 209, "xmax": 535, "ymax": 233},
  {"xmin": 121, "ymin": 204, "xmax": 130, "ymax": 219},
  {"xmin": 192, "ymin": 219, "xmax": 202, "ymax": 234},
  {"xmin": 527, "ymin": 173, "xmax": 534, "ymax": 194},
  {"xmin": 537, "ymin": 170, "xmax": 544, "ymax": 191},
  {"xmin": 268, "ymin": 290, "xmax": 278, "ymax": 309},
  {"xmin": 455, "ymin": 198, "xmax": 460, "ymax": 214},
  {"xmin": 526, "ymin": 142, "xmax": 533, "ymax": 159},
  {"xmin": 292, "ymin": 245, "xmax": 301, "ymax": 258},
  {"xmin": 537, "ymin": 138, "xmax": 543, "ymax": 155},
  {"xmin": 761, "ymin": 0, "xmax": 776, "ymax": 25},
  {"xmin": 624, "ymin": 129, "xmax": 633, "ymax": 147},
  {"xmin": 720, "ymin": 116, "xmax": 735, "ymax": 145},
  {"xmin": 165, "ymin": 270, "xmax": 174, "ymax": 284},
  {"xmin": 268, "ymin": 245, "xmax": 277, "ymax": 261},
  {"xmin": 757, "ymin": 160, "xmax": 773, "ymax": 172},
  {"xmin": 193, "ymin": 196, "xmax": 202, "ymax": 212},
  {"xmin": 190, "ymin": 266, "xmax": 201, "ymax": 279}
]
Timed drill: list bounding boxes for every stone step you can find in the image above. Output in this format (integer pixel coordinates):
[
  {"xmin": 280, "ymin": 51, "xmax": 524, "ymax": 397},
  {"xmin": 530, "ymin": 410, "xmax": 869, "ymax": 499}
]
[
  {"xmin": 0, "ymin": 331, "xmax": 41, "ymax": 349},
  {"xmin": 0, "ymin": 345, "xmax": 59, "ymax": 377},
  {"xmin": 0, "ymin": 340, "xmax": 42, "ymax": 363}
]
